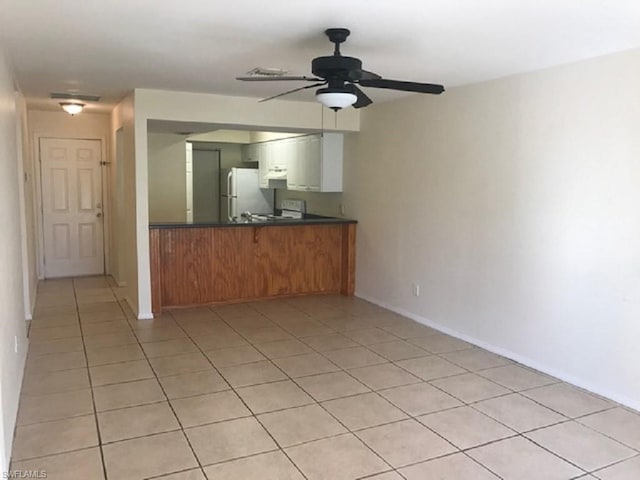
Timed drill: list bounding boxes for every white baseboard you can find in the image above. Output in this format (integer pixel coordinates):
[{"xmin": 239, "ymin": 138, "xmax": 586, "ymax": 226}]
[{"xmin": 355, "ymin": 291, "xmax": 640, "ymax": 413}]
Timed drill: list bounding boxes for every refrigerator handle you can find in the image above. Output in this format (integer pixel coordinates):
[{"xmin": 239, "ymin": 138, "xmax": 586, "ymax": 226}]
[
  {"xmin": 226, "ymin": 170, "xmax": 233, "ymax": 197},
  {"xmin": 227, "ymin": 196, "xmax": 234, "ymax": 221}
]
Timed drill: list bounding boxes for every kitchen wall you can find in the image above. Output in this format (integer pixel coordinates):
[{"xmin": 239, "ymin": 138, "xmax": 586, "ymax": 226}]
[
  {"xmin": 274, "ymin": 189, "xmax": 342, "ymax": 217},
  {"xmin": 189, "ymin": 130, "xmax": 250, "ymax": 143},
  {"xmin": 147, "ymin": 134, "xmax": 247, "ymax": 223},
  {"xmin": 250, "ymin": 131, "xmax": 304, "ymax": 143},
  {"xmin": 348, "ymin": 48, "xmax": 640, "ymax": 409},
  {"xmin": 0, "ymin": 46, "xmax": 28, "ymax": 474},
  {"xmin": 188, "ymin": 141, "xmax": 243, "ymax": 169},
  {"xmin": 148, "ymin": 133, "xmax": 188, "ymax": 222}
]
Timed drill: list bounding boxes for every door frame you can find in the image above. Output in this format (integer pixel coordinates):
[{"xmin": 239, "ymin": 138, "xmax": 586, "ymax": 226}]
[{"xmin": 33, "ymin": 134, "xmax": 110, "ymax": 279}]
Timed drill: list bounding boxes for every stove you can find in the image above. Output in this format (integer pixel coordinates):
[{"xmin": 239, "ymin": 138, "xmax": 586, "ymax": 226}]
[{"xmin": 272, "ymin": 199, "xmax": 306, "ymax": 219}]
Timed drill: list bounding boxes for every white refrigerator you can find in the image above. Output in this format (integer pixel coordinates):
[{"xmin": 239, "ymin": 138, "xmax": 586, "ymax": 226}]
[{"xmin": 220, "ymin": 168, "xmax": 274, "ymax": 221}]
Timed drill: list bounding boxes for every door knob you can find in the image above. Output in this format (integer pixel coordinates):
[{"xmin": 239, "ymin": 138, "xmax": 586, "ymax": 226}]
[{"xmin": 96, "ymin": 212, "xmax": 102, "ymax": 218}]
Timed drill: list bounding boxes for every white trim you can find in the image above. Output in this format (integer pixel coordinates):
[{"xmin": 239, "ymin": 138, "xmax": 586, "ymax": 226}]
[
  {"xmin": 99, "ymin": 136, "xmax": 111, "ymax": 276},
  {"xmin": 134, "ymin": 112, "xmax": 152, "ymax": 316},
  {"xmin": 32, "ymin": 131, "xmax": 45, "ymax": 279},
  {"xmin": 15, "ymin": 93, "xmax": 32, "ymax": 320},
  {"xmin": 27, "ymin": 283, "xmax": 37, "ymax": 320},
  {"xmin": 355, "ymin": 290, "xmax": 640, "ymax": 413},
  {"xmin": 137, "ymin": 312, "xmax": 154, "ymax": 320}
]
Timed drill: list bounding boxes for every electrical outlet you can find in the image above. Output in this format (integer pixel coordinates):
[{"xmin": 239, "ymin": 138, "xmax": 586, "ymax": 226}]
[
  {"xmin": 412, "ymin": 283, "xmax": 420, "ymax": 297},
  {"xmin": 340, "ymin": 203, "xmax": 345, "ymax": 216}
]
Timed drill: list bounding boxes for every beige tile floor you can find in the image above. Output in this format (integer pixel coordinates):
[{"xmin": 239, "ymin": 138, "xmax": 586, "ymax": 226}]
[{"xmin": 9, "ymin": 276, "xmax": 640, "ymax": 479}]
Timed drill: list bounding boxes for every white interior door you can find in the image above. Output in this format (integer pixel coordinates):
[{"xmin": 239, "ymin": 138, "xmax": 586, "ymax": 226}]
[{"xmin": 40, "ymin": 138, "xmax": 104, "ymax": 278}]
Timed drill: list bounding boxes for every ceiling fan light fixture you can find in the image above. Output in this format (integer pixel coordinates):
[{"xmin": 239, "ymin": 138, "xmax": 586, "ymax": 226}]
[
  {"xmin": 315, "ymin": 88, "xmax": 357, "ymax": 111},
  {"xmin": 59, "ymin": 102, "xmax": 85, "ymax": 115}
]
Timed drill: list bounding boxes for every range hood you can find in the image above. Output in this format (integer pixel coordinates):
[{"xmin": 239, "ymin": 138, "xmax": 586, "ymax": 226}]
[
  {"xmin": 265, "ymin": 167, "xmax": 287, "ymax": 180},
  {"xmin": 266, "ymin": 166, "xmax": 287, "ymax": 188}
]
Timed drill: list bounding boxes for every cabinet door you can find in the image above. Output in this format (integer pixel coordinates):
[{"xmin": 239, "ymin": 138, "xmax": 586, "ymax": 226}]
[
  {"xmin": 271, "ymin": 138, "xmax": 293, "ymax": 170},
  {"xmin": 258, "ymin": 143, "xmax": 269, "ymax": 188},
  {"xmin": 286, "ymin": 137, "xmax": 304, "ymax": 191},
  {"xmin": 306, "ymin": 134, "xmax": 323, "ymax": 191}
]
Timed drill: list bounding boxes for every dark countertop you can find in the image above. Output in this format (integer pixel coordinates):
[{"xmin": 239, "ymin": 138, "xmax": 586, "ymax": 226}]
[{"xmin": 149, "ymin": 213, "xmax": 357, "ymax": 229}]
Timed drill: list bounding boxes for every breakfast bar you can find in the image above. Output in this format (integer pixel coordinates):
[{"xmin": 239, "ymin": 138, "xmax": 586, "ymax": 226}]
[{"xmin": 149, "ymin": 216, "xmax": 357, "ymax": 314}]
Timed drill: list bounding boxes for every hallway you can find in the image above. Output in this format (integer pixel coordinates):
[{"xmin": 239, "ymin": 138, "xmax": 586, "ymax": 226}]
[{"xmin": 10, "ymin": 277, "xmax": 640, "ymax": 479}]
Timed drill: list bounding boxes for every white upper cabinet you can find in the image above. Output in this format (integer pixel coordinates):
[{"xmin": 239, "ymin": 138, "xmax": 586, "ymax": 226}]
[
  {"xmin": 253, "ymin": 133, "xmax": 343, "ymax": 192},
  {"xmin": 257, "ymin": 142, "xmax": 270, "ymax": 188},
  {"xmin": 285, "ymin": 137, "xmax": 304, "ymax": 190},
  {"xmin": 288, "ymin": 133, "xmax": 343, "ymax": 192}
]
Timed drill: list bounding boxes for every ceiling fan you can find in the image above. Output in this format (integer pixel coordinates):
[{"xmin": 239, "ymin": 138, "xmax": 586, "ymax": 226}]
[{"xmin": 236, "ymin": 28, "xmax": 445, "ymax": 110}]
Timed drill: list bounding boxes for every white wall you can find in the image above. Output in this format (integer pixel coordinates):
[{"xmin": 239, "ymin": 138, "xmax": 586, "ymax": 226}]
[
  {"xmin": 28, "ymin": 109, "xmax": 110, "ymax": 140},
  {"xmin": 189, "ymin": 130, "xmax": 251, "ymax": 143},
  {"xmin": 15, "ymin": 95, "xmax": 36, "ymax": 319},
  {"xmin": 0, "ymin": 46, "xmax": 28, "ymax": 474},
  {"xmin": 148, "ymin": 133, "xmax": 188, "ymax": 223},
  {"xmin": 187, "ymin": 142, "xmax": 243, "ymax": 169},
  {"xmin": 348, "ymin": 49, "xmax": 640, "ymax": 409},
  {"xmin": 110, "ymin": 94, "xmax": 137, "ymax": 310}
]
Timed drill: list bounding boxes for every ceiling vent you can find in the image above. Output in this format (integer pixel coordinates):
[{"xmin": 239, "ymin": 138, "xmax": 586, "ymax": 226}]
[{"xmin": 50, "ymin": 93, "xmax": 101, "ymax": 102}]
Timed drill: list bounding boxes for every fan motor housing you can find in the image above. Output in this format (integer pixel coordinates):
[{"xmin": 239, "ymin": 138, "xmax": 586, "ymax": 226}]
[{"xmin": 312, "ymin": 56, "xmax": 362, "ymax": 79}]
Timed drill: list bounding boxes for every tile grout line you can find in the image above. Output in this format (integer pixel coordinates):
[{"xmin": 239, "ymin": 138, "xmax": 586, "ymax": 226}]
[
  {"xmin": 110, "ymin": 308, "xmax": 209, "ymax": 478},
  {"xmin": 183, "ymin": 303, "xmax": 400, "ymax": 475},
  {"xmin": 167, "ymin": 308, "xmax": 312, "ymax": 480},
  {"xmin": 174, "ymin": 304, "xmax": 533, "ymax": 475},
  {"xmin": 205, "ymin": 306, "xmax": 436, "ymax": 477},
  {"xmin": 73, "ymin": 277, "xmax": 110, "ymax": 480},
  {"xmin": 22, "ymin": 283, "xmax": 640, "ymax": 478}
]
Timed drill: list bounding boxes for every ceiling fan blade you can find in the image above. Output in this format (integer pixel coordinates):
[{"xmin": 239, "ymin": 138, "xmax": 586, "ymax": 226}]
[
  {"xmin": 347, "ymin": 69, "xmax": 382, "ymax": 82},
  {"xmin": 359, "ymin": 78, "xmax": 445, "ymax": 94},
  {"xmin": 236, "ymin": 75, "xmax": 323, "ymax": 82},
  {"xmin": 346, "ymin": 84, "xmax": 373, "ymax": 108},
  {"xmin": 258, "ymin": 82, "xmax": 327, "ymax": 103},
  {"xmin": 359, "ymin": 70, "xmax": 382, "ymax": 80}
]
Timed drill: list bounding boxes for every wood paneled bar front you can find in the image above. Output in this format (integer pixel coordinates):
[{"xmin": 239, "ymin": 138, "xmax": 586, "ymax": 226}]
[{"xmin": 149, "ymin": 220, "xmax": 356, "ymax": 314}]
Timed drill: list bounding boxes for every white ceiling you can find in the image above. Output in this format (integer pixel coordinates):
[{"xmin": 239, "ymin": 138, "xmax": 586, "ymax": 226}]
[{"xmin": 2, "ymin": 0, "xmax": 640, "ymax": 113}]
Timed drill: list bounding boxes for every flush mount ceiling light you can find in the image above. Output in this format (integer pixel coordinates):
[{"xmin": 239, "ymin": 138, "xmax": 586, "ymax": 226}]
[
  {"xmin": 315, "ymin": 87, "xmax": 357, "ymax": 111},
  {"xmin": 59, "ymin": 102, "xmax": 85, "ymax": 115},
  {"xmin": 51, "ymin": 93, "xmax": 101, "ymax": 116}
]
